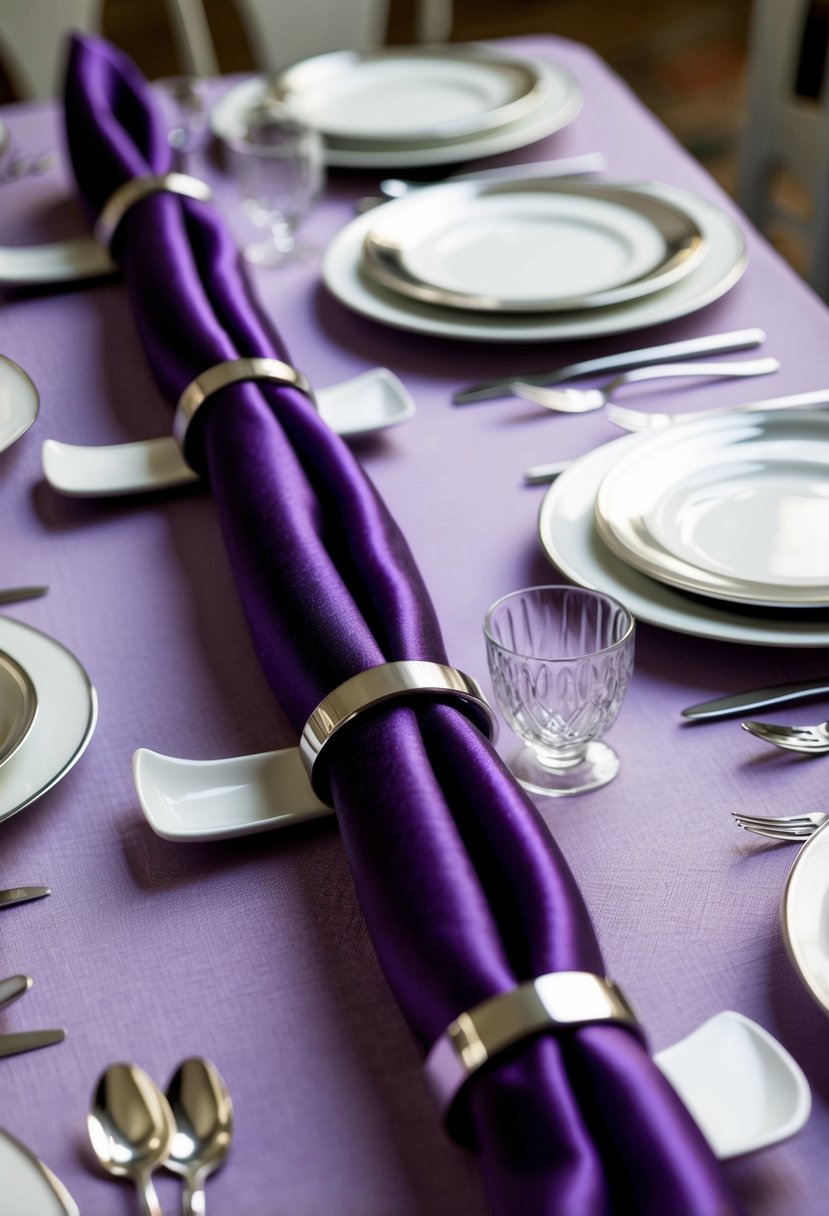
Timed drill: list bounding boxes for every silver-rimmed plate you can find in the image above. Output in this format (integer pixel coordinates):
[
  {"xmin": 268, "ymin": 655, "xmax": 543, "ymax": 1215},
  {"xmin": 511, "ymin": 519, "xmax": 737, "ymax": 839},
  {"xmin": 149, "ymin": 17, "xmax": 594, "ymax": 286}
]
[
  {"xmin": 362, "ymin": 178, "xmax": 705, "ymax": 313},
  {"xmin": 0, "ymin": 650, "xmax": 37, "ymax": 769},
  {"xmin": 594, "ymin": 410, "xmax": 829, "ymax": 607},
  {"xmin": 273, "ymin": 46, "xmax": 553, "ymax": 146},
  {"xmin": 782, "ymin": 819, "xmax": 829, "ymax": 1017},
  {"xmin": 323, "ymin": 179, "xmax": 746, "ymax": 342},
  {"xmin": 210, "ymin": 57, "xmax": 580, "ymax": 168},
  {"xmin": 0, "ymin": 355, "xmax": 39, "ymax": 454},
  {"xmin": 0, "ymin": 616, "xmax": 97, "ymax": 823},
  {"xmin": 537, "ymin": 432, "xmax": 829, "ymax": 647}
]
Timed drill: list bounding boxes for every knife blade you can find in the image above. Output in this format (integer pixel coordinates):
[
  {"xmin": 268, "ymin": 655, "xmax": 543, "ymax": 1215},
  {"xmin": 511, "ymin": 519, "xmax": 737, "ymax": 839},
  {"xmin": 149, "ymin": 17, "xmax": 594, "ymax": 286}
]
[
  {"xmin": 0, "ymin": 1029, "xmax": 65, "ymax": 1057},
  {"xmin": 0, "ymin": 886, "xmax": 50, "ymax": 908},
  {"xmin": 682, "ymin": 679, "xmax": 829, "ymax": 721},
  {"xmin": 452, "ymin": 328, "xmax": 767, "ymax": 404}
]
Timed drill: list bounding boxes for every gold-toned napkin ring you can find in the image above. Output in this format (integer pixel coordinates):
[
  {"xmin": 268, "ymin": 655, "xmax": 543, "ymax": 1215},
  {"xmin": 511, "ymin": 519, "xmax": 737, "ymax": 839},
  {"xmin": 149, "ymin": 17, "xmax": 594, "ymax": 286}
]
[
  {"xmin": 94, "ymin": 172, "xmax": 213, "ymax": 249},
  {"xmin": 424, "ymin": 972, "xmax": 639, "ymax": 1130},
  {"xmin": 172, "ymin": 357, "xmax": 316, "ymax": 454},
  {"xmin": 300, "ymin": 660, "xmax": 497, "ymax": 804}
]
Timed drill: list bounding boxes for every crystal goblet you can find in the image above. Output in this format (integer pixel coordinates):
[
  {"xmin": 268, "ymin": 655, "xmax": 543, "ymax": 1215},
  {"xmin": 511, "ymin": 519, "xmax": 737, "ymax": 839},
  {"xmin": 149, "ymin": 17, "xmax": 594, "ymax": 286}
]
[
  {"xmin": 225, "ymin": 100, "xmax": 324, "ymax": 266},
  {"xmin": 154, "ymin": 76, "xmax": 209, "ymax": 172},
  {"xmin": 484, "ymin": 585, "xmax": 635, "ymax": 796}
]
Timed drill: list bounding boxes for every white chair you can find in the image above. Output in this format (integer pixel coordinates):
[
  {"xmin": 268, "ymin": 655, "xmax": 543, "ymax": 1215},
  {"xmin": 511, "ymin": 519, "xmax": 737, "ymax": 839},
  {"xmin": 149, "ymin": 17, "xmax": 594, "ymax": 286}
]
[
  {"xmin": 736, "ymin": 0, "xmax": 829, "ymax": 297},
  {"xmin": 0, "ymin": 0, "xmax": 220, "ymax": 98},
  {"xmin": 164, "ymin": 0, "xmax": 454, "ymax": 78}
]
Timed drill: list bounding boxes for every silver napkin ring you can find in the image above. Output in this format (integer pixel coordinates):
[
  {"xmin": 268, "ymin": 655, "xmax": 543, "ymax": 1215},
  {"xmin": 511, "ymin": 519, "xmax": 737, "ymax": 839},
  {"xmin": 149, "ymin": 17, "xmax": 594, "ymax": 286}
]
[
  {"xmin": 424, "ymin": 972, "xmax": 639, "ymax": 1128},
  {"xmin": 94, "ymin": 172, "xmax": 213, "ymax": 249},
  {"xmin": 172, "ymin": 356, "xmax": 316, "ymax": 453},
  {"xmin": 300, "ymin": 660, "xmax": 497, "ymax": 804}
]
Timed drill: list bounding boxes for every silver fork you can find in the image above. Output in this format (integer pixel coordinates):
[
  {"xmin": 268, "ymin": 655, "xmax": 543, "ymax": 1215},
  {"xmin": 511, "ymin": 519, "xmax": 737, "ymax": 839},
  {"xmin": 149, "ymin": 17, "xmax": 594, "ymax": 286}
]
[
  {"xmin": 510, "ymin": 358, "xmax": 780, "ymax": 414},
  {"xmin": 731, "ymin": 810, "xmax": 828, "ymax": 840},
  {"xmin": 742, "ymin": 719, "xmax": 829, "ymax": 753}
]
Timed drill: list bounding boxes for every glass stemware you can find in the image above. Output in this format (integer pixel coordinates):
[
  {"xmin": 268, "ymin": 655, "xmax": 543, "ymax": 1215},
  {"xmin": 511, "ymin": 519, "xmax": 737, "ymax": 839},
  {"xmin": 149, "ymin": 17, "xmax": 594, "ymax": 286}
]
[
  {"xmin": 225, "ymin": 100, "xmax": 325, "ymax": 266},
  {"xmin": 484, "ymin": 585, "xmax": 635, "ymax": 796},
  {"xmin": 154, "ymin": 76, "xmax": 209, "ymax": 172}
]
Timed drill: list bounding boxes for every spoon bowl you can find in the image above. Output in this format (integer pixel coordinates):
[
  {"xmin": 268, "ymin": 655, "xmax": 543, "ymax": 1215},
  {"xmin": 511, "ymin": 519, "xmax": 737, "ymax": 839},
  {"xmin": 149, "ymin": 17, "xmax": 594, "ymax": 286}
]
[
  {"xmin": 88, "ymin": 1063, "xmax": 176, "ymax": 1216},
  {"xmin": 41, "ymin": 367, "xmax": 414, "ymax": 497},
  {"xmin": 165, "ymin": 1058, "xmax": 233, "ymax": 1215}
]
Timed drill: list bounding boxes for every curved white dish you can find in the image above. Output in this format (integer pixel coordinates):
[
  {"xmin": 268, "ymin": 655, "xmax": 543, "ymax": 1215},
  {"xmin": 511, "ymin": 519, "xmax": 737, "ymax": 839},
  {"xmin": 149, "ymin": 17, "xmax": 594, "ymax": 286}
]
[
  {"xmin": 0, "ymin": 238, "xmax": 115, "ymax": 287},
  {"xmin": 323, "ymin": 180, "xmax": 746, "ymax": 342},
  {"xmin": 0, "ymin": 650, "xmax": 37, "ymax": 769},
  {"xmin": 595, "ymin": 410, "xmax": 829, "ymax": 607},
  {"xmin": 0, "ymin": 1129, "xmax": 79, "ymax": 1216},
  {"xmin": 274, "ymin": 47, "xmax": 552, "ymax": 146},
  {"xmin": 0, "ymin": 355, "xmax": 39, "ymax": 453},
  {"xmin": 537, "ymin": 433, "xmax": 829, "ymax": 646},
  {"xmin": 783, "ymin": 819, "xmax": 829, "ymax": 1016},
  {"xmin": 41, "ymin": 367, "xmax": 414, "ymax": 497},
  {"xmin": 362, "ymin": 178, "xmax": 704, "ymax": 313},
  {"xmin": 653, "ymin": 1011, "xmax": 810, "ymax": 1159},
  {"xmin": 0, "ymin": 616, "xmax": 97, "ymax": 823},
  {"xmin": 211, "ymin": 58, "xmax": 581, "ymax": 169},
  {"xmin": 133, "ymin": 746, "xmax": 330, "ymax": 841}
]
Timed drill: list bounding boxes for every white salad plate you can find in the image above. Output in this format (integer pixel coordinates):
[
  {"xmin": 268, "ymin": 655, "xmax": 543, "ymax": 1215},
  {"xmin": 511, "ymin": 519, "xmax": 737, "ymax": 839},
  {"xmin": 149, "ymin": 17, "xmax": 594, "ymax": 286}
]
[
  {"xmin": 783, "ymin": 820, "xmax": 829, "ymax": 1017},
  {"xmin": 323, "ymin": 180, "xmax": 746, "ymax": 342},
  {"xmin": 0, "ymin": 355, "xmax": 39, "ymax": 453},
  {"xmin": 0, "ymin": 1129, "xmax": 79, "ymax": 1216},
  {"xmin": 0, "ymin": 650, "xmax": 37, "ymax": 770},
  {"xmin": 0, "ymin": 238, "xmax": 115, "ymax": 287},
  {"xmin": 41, "ymin": 368, "xmax": 414, "ymax": 497},
  {"xmin": 0, "ymin": 616, "xmax": 97, "ymax": 823},
  {"xmin": 361, "ymin": 178, "xmax": 704, "ymax": 313},
  {"xmin": 537, "ymin": 432, "xmax": 829, "ymax": 647},
  {"xmin": 211, "ymin": 56, "xmax": 580, "ymax": 169},
  {"xmin": 274, "ymin": 47, "xmax": 553, "ymax": 146},
  {"xmin": 594, "ymin": 410, "xmax": 829, "ymax": 607}
]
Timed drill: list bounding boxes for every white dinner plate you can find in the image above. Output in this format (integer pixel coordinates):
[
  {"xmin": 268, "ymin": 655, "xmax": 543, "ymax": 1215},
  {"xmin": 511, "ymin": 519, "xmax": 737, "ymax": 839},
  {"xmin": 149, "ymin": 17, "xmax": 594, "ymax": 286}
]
[
  {"xmin": 537, "ymin": 433, "xmax": 829, "ymax": 646},
  {"xmin": 0, "ymin": 355, "xmax": 39, "ymax": 453},
  {"xmin": 322, "ymin": 180, "xmax": 746, "ymax": 342},
  {"xmin": 0, "ymin": 616, "xmax": 97, "ymax": 823},
  {"xmin": 210, "ymin": 57, "xmax": 580, "ymax": 168},
  {"xmin": 362, "ymin": 178, "xmax": 704, "ymax": 312},
  {"xmin": 274, "ymin": 47, "xmax": 552, "ymax": 146},
  {"xmin": 782, "ymin": 820, "xmax": 829, "ymax": 1017},
  {"xmin": 0, "ymin": 1129, "xmax": 79, "ymax": 1216},
  {"xmin": 595, "ymin": 411, "xmax": 829, "ymax": 607},
  {"xmin": 0, "ymin": 238, "xmax": 116, "ymax": 287}
]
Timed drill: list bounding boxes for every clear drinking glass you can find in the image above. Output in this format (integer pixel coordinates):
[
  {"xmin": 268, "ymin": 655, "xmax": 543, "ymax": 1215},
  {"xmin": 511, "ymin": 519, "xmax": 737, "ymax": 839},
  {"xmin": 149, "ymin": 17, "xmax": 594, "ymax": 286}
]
[
  {"xmin": 154, "ymin": 76, "xmax": 209, "ymax": 172},
  {"xmin": 225, "ymin": 100, "xmax": 325, "ymax": 266},
  {"xmin": 483, "ymin": 585, "xmax": 635, "ymax": 797}
]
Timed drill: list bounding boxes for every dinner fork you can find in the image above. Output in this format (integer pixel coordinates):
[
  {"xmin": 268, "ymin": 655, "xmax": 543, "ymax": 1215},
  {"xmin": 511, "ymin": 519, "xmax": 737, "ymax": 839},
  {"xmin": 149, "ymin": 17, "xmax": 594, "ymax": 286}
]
[
  {"xmin": 731, "ymin": 810, "xmax": 827, "ymax": 840},
  {"xmin": 510, "ymin": 357, "xmax": 780, "ymax": 414},
  {"xmin": 741, "ymin": 719, "xmax": 829, "ymax": 753}
]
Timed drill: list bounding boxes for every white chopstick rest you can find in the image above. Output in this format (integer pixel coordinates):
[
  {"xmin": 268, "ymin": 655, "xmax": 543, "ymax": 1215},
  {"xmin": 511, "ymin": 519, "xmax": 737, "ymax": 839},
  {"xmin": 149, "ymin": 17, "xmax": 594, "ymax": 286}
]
[
  {"xmin": 424, "ymin": 972, "xmax": 639, "ymax": 1134},
  {"xmin": 94, "ymin": 172, "xmax": 213, "ymax": 248},
  {"xmin": 300, "ymin": 660, "xmax": 497, "ymax": 804},
  {"xmin": 172, "ymin": 356, "xmax": 316, "ymax": 457}
]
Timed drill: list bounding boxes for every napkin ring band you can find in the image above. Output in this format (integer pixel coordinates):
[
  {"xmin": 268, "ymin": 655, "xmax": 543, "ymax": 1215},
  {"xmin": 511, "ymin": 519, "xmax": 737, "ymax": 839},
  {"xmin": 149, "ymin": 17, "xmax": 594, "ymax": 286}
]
[
  {"xmin": 94, "ymin": 172, "xmax": 213, "ymax": 249},
  {"xmin": 299, "ymin": 660, "xmax": 496, "ymax": 804},
  {"xmin": 424, "ymin": 972, "xmax": 639, "ymax": 1133},
  {"xmin": 172, "ymin": 357, "xmax": 316, "ymax": 454}
]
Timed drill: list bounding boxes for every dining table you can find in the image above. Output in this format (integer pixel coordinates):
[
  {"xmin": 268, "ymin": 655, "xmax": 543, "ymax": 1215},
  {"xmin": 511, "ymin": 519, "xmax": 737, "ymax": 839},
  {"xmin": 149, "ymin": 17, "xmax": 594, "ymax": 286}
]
[{"xmin": 1, "ymin": 29, "xmax": 829, "ymax": 1216}]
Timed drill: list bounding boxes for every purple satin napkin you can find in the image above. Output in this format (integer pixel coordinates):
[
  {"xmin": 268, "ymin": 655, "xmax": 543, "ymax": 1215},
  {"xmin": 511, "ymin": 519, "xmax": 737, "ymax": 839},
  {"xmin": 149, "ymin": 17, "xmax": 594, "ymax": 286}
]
[{"xmin": 64, "ymin": 35, "xmax": 743, "ymax": 1215}]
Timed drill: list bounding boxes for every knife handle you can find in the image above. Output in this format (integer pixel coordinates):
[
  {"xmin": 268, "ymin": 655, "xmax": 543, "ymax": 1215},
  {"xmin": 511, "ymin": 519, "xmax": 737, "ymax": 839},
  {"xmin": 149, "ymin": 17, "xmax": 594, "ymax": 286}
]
[{"xmin": 682, "ymin": 679, "xmax": 829, "ymax": 720}]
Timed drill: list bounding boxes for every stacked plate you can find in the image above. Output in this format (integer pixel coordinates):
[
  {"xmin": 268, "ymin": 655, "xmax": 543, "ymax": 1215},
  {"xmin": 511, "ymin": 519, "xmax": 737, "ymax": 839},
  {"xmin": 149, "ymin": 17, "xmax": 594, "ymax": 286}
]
[
  {"xmin": 210, "ymin": 44, "xmax": 581, "ymax": 169},
  {"xmin": 322, "ymin": 176, "xmax": 747, "ymax": 343},
  {"xmin": 539, "ymin": 409, "xmax": 829, "ymax": 647}
]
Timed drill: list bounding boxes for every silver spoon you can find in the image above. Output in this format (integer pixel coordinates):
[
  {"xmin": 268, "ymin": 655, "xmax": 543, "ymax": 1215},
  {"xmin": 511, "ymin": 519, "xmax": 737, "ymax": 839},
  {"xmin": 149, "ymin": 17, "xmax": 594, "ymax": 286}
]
[
  {"xmin": 88, "ymin": 1062, "xmax": 176, "ymax": 1216},
  {"xmin": 164, "ymin": 1058, "xmax": 233, "ymax": 1216}
]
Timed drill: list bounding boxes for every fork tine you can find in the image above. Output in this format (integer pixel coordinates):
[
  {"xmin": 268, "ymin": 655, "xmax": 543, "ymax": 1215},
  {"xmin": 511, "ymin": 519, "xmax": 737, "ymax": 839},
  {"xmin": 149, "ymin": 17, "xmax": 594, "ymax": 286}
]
[
  {"xmin": 733, "ymin": 818, "xmax": 815, "ymax": 834},
  {"xmin": 735, "ymin": 825, "xmax": 812, "ymax": 842},
  {"xmin": 730, "ymin": 811, "xmax": 820, "ymax": 827}
]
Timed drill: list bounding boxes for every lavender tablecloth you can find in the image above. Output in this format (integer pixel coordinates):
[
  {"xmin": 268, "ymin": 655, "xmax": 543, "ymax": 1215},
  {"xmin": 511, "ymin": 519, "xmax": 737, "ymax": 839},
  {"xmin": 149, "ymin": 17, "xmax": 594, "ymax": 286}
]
[{"xmin": 1, "ymin": 34, "xmax": 828, "ymax": 1216}]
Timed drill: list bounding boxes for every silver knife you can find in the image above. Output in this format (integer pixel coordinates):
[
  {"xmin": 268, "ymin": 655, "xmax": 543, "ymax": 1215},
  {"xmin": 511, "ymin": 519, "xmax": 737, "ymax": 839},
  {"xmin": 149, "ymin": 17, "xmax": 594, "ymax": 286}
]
[
  {"xmin": 682, "ymin": 679, "xmax": 829, "ymax": 721},
  {"xmin": 0, "ymin": 886, "xmax": 50, "ymax": 908},
  {"xmin": 452, "ymin": 328, "xmax": 767, "ymax": 404},
  {"xmin": 0, "ymin": 1029, "xmax": 65, "ymax": 1057},
  {"xmin": 0, "ymin": 586, "xmax": 48, "ymax": 604}
]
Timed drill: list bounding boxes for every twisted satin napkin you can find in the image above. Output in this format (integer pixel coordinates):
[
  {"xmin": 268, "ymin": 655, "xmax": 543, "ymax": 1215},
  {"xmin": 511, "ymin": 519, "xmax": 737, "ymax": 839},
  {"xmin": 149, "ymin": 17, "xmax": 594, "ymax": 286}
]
[{"xmin": 64, "ymin": 35, "xmax": 743, "ymax": 1216}]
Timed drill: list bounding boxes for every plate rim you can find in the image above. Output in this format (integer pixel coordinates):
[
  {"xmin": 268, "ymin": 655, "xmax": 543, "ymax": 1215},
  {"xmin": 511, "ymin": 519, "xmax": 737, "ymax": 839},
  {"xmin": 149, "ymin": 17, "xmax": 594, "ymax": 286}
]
[
  {"xmin": 782, "ymin": 819, "xmax": 829, "ymax": 1017},
  {"xmin": 0, "ymin": 649, "xmax": 38, "ymax": 770}
]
